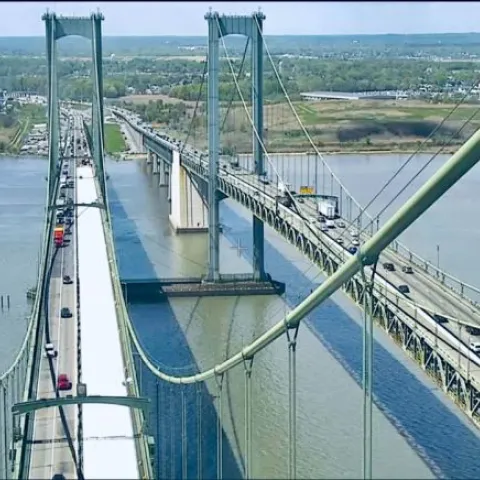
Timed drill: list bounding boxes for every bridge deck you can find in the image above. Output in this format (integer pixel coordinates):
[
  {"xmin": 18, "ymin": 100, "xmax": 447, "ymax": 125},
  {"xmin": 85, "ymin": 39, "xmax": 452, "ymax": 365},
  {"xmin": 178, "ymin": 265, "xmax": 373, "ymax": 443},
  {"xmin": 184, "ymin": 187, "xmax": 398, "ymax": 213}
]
[
  {"xmin": 28, "ymin": 138, "xmax": 78, "ymax": 480},
  {"xmin": 224, "ymin": 169, "xmax": 480, "ymax": 338},
  {"xmin": 77, "ymin": 165, "xmax": 139, "ymax": 479}
]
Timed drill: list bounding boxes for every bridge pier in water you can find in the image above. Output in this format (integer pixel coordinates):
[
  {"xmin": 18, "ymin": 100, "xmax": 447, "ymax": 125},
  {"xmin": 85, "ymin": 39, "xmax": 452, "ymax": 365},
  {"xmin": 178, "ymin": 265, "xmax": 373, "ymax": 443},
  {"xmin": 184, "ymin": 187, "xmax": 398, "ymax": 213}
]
[
  {"xmin": 169, "ymin": 150, "xmax": 209, "ymax": 233},
  {"xmin": 205, "ymin": 11, "xmax": 267, "ymax": 282}
]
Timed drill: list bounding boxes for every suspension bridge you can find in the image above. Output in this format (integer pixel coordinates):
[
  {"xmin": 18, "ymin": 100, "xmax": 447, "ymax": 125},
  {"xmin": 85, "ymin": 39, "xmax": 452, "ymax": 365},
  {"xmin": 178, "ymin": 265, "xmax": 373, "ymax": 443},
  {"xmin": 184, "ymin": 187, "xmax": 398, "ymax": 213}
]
[{"xmin": 1, "ymin": 9, "xmax": 480, "ymax": 480}]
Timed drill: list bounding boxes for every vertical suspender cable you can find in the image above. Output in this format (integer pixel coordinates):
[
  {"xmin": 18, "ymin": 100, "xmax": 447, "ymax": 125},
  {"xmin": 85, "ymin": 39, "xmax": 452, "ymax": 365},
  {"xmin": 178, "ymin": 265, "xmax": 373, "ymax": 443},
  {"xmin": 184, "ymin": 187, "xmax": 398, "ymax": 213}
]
[
  {"xmin": 243, "ymin": 358, "xmax": 254, "ymax": 479},
  {"xmin": 196, "ymin": 382, "xmax": 203, "ymax": 480},
  {"xmin": 216, "ymin": 374, "xmax": 224, "ymax": 480},
  {"xmin": 181, "ymin": 387, "xmax": 188, "ymax": 479},
  {"xmin": 287, "ymin": 326, "xmax": 299, "ymax": 480}
]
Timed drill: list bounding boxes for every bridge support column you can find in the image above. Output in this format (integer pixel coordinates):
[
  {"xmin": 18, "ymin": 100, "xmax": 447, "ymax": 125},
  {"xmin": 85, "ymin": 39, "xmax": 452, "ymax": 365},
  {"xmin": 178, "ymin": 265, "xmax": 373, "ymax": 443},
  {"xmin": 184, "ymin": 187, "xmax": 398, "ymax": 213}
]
[
  {"xmin": 158, "ymin": 160, "xmax": 168, "ymax": 187},
  {"xmin": 205, "ymin": 11, "xmax": 267, "ymax": 282},
  {"xmin": 152, "ymin": 154, "xmax": 159, "ymax": 174},
  {"xmin": 146, "ymin": 149, "xmax": 153, "ymax": 165},
  {"xmin": 169, "ymin": 150, "xmax": 208, "ymax": 233},
  {"xmin": 252, "ymin": 13, "xmax": 266, "ymax": 281}
]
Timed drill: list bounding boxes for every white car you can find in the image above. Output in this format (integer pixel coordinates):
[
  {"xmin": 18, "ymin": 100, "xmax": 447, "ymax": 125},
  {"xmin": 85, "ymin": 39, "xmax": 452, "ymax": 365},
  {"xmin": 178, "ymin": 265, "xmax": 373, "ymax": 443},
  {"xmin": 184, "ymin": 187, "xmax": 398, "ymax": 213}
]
[
  {"xmin": 470, "ymin": 341, "xmax": 480, "ymax": 354},
  {"xmin": 352, "ymin": 238, "xmax": 360, "ymax": 246},
  {"xmin": 44, "ymin": 343, "xmax": 58, "ymax": 358}
]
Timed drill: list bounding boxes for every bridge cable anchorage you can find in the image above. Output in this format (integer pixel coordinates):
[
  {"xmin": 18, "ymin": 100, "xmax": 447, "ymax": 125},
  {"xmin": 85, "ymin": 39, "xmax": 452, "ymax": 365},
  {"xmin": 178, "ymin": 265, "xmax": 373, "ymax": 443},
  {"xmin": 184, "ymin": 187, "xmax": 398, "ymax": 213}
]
[
  {"xmin": 214, "ymin": 373, "xmax": 224, "ymax": 480},
  {"xmin": 360, "ymin": 257, "xmax": 378, "ymax": 480},
  {"xmin": 286, "ymin": 324, "xmax": 300, "ymax": 480},
  {"xmin": 243, "ymin": 356, "xmax": 254, "ymax": 480},
  {"xmin": 252, "ymin": 14, "xmax": 480, "ymax": 293}
]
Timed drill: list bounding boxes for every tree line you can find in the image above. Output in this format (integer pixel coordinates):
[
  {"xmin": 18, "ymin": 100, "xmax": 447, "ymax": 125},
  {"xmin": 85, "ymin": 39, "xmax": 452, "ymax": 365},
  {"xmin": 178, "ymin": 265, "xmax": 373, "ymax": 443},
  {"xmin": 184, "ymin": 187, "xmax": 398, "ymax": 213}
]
[{"xmin": 1, "ymin": 55, "xmax": 479, "ymax": 103}]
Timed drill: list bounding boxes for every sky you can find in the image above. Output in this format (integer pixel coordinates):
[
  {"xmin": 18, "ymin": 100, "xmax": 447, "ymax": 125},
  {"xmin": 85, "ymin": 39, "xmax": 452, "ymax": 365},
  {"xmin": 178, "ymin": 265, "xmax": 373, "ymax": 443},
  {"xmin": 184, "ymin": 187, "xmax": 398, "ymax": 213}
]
[{"xmin": 0, "ymin": 1, "xmax": 479, "ymax": 37}]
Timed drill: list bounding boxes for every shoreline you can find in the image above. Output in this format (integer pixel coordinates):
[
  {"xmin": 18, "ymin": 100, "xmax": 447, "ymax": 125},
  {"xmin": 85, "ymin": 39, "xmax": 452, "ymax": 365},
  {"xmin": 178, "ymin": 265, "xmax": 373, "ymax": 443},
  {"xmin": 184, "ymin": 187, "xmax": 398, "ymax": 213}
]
[{"xmin": 1, "ymin": 142, "xmax": 461, "ymax": 160}]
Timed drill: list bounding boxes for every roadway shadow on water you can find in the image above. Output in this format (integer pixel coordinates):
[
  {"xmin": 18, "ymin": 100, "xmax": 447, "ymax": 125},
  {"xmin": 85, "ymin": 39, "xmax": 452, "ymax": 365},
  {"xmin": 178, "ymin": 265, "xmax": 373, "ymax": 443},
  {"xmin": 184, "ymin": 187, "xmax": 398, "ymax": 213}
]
[
  {"xmin": 219, "ymin": 201, "xmax": 480, "ymax": 480},
  {"xmin": 107, "ymin": 184, "xmax": 242, "ymax": 480}
]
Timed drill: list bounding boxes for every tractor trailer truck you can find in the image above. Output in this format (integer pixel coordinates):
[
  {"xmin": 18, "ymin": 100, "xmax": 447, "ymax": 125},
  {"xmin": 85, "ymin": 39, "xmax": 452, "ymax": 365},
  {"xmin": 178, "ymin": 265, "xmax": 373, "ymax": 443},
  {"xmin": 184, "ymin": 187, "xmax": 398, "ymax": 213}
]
[{"xmin": 317, "ymin": 199, "xmax": 336, "ymax": 219}]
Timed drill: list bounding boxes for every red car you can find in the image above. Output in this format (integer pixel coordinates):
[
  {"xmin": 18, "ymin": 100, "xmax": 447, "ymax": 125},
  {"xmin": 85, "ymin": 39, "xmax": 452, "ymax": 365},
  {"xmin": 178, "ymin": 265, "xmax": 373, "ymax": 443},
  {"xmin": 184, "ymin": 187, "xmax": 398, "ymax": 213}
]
[{"xmin": 57, "ymin": 373, "xmax": 72, "ymax": 391}]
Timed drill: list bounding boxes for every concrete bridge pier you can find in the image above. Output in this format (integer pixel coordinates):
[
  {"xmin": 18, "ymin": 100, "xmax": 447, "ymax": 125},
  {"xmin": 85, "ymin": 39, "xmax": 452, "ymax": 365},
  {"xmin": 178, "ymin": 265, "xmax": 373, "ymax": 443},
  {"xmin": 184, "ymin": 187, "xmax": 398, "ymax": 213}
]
[
  {"xmin": 152, "ymin": 154, "xmax": 159, "ymax": 174},
  {"xmin": 146, "ymin": 150, "xmax": 153, "ymax": 165},
  {"xmin": 158, "ymin": 160, "xmax": 168, "ymax": 187},
  {"xmin": 169, "ymin": 150, "xmax": 208, "ymax": 233}
]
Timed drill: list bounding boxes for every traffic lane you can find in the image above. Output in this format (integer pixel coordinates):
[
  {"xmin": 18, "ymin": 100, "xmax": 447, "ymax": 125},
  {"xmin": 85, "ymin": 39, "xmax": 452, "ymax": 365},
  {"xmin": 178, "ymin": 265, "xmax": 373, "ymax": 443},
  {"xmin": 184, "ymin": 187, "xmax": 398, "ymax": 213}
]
[
  {"xmin": 50, "ymin": 224, "xmax": 77, "ymax": 478},
  {"xmin": 52, "ymin": 278, "xmax": 77, "ymax": 477},
  {"xmin": 373, "ymin": 239, "xmax": 480, "ymax": 320},
  {"xmin": 388, "ymin": 299, "xmax": 480, "ymax": 383},
  {"xmin": 29, "ymin": 263, "xmax": 64, "ymax": 479},
  {"xmin": 51, "ymin": 160, "xmax": 79, "ymax": 476}
]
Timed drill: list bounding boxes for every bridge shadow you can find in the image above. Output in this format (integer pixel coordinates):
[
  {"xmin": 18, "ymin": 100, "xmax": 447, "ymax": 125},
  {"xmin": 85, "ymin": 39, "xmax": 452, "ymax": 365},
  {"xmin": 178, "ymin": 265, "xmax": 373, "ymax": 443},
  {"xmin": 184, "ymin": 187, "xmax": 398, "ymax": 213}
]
[
  {"xmin": 107, "ymin": 184, "xmax": 243, "ymax": 480},
  {"xmin": 219, "ymin": 201, "xmax": 480, "ymax": 480}
]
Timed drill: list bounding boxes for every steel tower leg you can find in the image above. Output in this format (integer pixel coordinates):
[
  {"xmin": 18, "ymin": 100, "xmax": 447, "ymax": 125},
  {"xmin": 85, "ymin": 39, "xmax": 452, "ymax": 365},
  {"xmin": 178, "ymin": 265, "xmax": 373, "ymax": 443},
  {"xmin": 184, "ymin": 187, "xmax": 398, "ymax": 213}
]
[
  {"xmin": 44, "ymin": 13, "xmax": 59, "ymax": 204},
  {"xmin": 206, "ymin": 13, "xmax": 220, "ymax": 282},
  {"xmin": 91, "ymin": 13, "xmax": 107, "ymax": 203},
  {"xmin": 252, "ymin": 13, "xmax": 266, "ymax": 281}
]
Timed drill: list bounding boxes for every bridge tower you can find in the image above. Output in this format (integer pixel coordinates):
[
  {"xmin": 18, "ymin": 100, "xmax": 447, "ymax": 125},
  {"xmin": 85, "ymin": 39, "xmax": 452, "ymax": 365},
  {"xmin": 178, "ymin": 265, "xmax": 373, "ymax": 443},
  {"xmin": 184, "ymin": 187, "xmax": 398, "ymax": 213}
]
[
  {"xmin": 43, "ymin": 12, "xmax": 107, "ymax": 203},
  {"xmin": 205, "ymin": 11, "xmax": 266, "ymax": 282}
]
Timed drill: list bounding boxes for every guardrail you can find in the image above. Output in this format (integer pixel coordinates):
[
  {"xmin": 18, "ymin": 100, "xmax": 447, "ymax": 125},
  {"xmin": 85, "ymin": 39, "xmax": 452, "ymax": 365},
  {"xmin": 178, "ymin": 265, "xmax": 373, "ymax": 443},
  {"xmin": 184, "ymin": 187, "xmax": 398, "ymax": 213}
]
[
  {"xmin": 113, "ymin": 107, "xmax": 480, "ymax": 308},
  {"xmin": 13, "ymin": 184, "xmax": 58, "ymax": 479},
  {"xmin": 96, "ymin": 175, "xmax": 153, "ymax": 479}
]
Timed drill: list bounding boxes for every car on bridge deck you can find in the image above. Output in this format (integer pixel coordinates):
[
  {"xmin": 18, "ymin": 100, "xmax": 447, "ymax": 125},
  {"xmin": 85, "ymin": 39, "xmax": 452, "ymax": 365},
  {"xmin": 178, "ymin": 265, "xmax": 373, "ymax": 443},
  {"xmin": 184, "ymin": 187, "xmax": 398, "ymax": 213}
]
[
  {"xmin": 57, "ymin": 373, "xmax": 72, "ymax": 391},
  {"xmin": 63, "ymin": 275, "xmax": 73, "ymax": 285},
  {"xmin": 383, "ymin": 262, "xmax": 395, "ymax": 272},
  {"xmin": 470, "ymin": 341, "xmax": 480, "ymax": 354},
  {"xmin": 44, "ymin": 343, "xmax": 57, "ymax": 358},
  {"xmin": 433, "ymin": 313, "xmax": 448, "ymax": 324},
  {"xmin": 402, "ymin": 265, "xmax": 414, "ymax": 274},
  {"xmin": 51, "ymin": 474, "xmax": 66, "ymax": 480},
  {"xmin": 398, "ymin": 284, "xmax": 410, "ymax": 294},
  {"xmin": 60, "ymin": 307, "xmax": 73, "ymax": 318},
  {"xmin": 348, "ymin": 246, "xmax": 357, "ymax": 254}
]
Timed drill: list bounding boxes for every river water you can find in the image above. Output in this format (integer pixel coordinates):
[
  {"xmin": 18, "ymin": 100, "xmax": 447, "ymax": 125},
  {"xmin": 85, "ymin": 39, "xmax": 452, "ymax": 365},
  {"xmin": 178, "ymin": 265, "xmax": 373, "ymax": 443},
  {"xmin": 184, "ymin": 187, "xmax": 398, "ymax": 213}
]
[{"xmin": 1, "ymin": 153, "xmax": 480, "ymax": 479}]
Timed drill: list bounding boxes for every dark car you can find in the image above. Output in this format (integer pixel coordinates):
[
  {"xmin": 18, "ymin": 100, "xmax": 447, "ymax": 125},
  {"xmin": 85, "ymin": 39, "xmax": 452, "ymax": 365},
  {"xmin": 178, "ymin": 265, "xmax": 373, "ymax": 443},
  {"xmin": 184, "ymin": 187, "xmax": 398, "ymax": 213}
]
[
  {"xmin": 433, "ymin": 314, "xmax": 448, "ymax": 324},
  {"xmin": 51, "ymin": 474, "xmax": 66, "ymax": 480},
  {"xmin": 63, "ymin": 275, "xmax": 73, "ymax": 285},
  {"xmin": 383, "ymin": 262, "xmax": 395, "ymax": 272},
  {"xmin": 402, "ymin": 265, "xmax": 413, "ymax": 274},
  {"xmin": 348, "ymin": 246, "xmax": 358, "ymax": 254},
  {"xmin": 398, "ymin": 284, "xmax": 410, "ymax": 294},
  {"xmin": 60, "ymin": 307, "xmax": 72, "ymax": 318}
]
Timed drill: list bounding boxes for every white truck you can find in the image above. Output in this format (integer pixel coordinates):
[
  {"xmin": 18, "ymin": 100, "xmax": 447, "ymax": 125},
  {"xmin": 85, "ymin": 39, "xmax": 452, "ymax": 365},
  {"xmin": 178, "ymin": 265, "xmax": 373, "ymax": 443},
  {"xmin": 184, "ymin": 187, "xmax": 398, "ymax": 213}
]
[{"xmin": 317, "ymin": 199, "xmax": 336, "ymax": 219}]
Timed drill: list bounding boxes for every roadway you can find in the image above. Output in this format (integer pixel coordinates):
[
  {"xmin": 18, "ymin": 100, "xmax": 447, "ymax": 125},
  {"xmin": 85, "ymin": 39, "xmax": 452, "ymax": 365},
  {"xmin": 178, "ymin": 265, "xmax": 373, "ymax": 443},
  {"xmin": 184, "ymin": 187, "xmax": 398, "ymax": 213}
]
[
  {"xmin": 223, "ymin": 168, "xmax": 480, "ymax": 344},
  {"xmin": 28, "ymin": 114, "xmax": 82, "ymax": 480},
  {"xmin": 111, "ymin": 106, "xmax": 480, "ymax": 355}
]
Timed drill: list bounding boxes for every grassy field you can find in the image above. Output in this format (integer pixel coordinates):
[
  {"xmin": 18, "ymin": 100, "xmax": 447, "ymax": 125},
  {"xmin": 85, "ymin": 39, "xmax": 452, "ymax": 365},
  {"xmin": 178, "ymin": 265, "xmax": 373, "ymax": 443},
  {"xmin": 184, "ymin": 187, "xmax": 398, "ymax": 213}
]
[
  {"xmin": 104, "ymin": 123, "xmax": 126, "ymax": 154},
  {"xmin": 118, "ymin": 96, "xmax": 480, "ymax": 153},
  {"xmin": 119, "ymin": 93, "xmax": 198, "ymax": 107}
]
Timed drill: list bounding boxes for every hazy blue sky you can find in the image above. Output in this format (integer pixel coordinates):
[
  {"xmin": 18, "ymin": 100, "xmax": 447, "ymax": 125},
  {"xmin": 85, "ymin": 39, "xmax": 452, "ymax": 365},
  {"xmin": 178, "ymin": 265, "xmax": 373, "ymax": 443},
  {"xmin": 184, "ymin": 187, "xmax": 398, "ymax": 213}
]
[{"xmin": 0, "ymin": 2, "xmax": 478, "ymax": 36}]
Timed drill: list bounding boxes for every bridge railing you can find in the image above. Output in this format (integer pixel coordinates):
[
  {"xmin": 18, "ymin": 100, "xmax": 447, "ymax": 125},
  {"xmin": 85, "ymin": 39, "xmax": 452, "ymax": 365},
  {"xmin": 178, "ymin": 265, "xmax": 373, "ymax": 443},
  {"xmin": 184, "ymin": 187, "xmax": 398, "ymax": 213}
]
[
  {"xmin": 113, "ymin": 106, "xmax": 480, "ymax": 307},
  {"xmin": 6, "ymin": 188, "xmax": 57, "ymax": 479},
  {"xmin": 95, "ymin": 176, "xmax": 153, "ymax": 479}
]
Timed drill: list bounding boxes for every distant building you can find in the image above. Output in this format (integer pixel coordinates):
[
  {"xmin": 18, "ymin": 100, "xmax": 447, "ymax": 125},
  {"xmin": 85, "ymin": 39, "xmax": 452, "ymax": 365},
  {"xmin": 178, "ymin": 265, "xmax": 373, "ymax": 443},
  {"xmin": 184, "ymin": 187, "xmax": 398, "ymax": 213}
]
[{"xmin": 300, "ymin": 90, "xmax": 409, "ymax": 101}]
